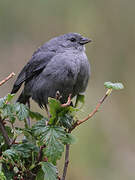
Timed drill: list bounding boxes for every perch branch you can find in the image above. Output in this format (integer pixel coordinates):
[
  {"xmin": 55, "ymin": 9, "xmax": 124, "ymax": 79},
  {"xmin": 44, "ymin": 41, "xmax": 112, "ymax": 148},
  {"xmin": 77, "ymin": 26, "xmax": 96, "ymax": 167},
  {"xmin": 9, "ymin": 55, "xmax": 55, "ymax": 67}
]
[
  {"xmin": 0, "ymin": 72, "xmax": 15, "ymax": 86},
  {"xmin": 62, "ymin": 144, "xmax": 70, "ymax": 180},
  {"xmin": 62, "ymin": 89, "xmax": 112, "ymax": 179},
  {"xmin": 69, "ymin": 89, "xmax": 112, "ymax": 132},
  {"xmin": 61, "ymin": 94, "xmax": 72, "ymax": 107}
]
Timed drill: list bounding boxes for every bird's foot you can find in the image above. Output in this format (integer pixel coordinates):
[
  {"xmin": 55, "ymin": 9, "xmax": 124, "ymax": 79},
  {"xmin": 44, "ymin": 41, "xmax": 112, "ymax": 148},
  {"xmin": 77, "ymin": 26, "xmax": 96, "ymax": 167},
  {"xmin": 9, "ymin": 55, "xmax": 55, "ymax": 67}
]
[
  {"xmin": 45, "ymin": 104, "xmax": 51, "ymax": 120},
  {"xmin": 61, "ymin": 94, "xmax": 72, "ymax": 107},
  {"xmin": 55, "ymin": 91, "xmax": 62, "ymax": 100}
]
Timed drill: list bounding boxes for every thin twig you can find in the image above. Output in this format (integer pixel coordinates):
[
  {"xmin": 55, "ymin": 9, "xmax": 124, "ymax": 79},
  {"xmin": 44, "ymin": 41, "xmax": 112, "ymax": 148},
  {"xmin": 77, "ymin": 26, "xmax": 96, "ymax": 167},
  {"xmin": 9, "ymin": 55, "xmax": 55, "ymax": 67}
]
[
  {"xmin": 69, "ymin": 89, "xmax": 112, "ymax": 132},
  {"xmin": 0, "ymin": 117, "xmax": 11, "ymax": 147},
  {"xmin": 61, "ymin": 89, "xmax": 112, "ymax": 180},
  {"xmin": 0, "ymin": 72, "xmax": 15, "ymax": 86},
  {"xmin": 62, "ymin": 144, "xmax": 70, "ymax": 180}
]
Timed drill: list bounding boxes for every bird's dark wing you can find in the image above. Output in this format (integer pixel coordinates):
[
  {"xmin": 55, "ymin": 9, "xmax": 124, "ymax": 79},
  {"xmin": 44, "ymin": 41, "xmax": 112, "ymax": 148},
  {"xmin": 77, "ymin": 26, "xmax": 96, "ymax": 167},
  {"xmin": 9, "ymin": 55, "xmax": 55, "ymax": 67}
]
[{"xmin": 11, "ymin": 51, "xmax": 55, "ymax": 94}]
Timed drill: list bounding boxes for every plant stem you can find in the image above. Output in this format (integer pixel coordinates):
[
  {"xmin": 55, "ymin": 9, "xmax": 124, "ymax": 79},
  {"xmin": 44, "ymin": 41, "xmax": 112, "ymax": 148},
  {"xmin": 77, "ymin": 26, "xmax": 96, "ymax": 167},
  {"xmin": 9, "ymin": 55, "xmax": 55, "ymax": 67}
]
[
  {"xmin": 0, "ymin": 117, "xmax": 11, "ymax": 147},
  {"xmin": 0, "ymin": 72, "xmax": 15, "ymax": 86},
  {"xmin": 62, "ymin": 144, "xmax": 70, "ymax": 180},
  {"xmin": 69, "ymin": 89, "xmax": 112, "ymax": 132},
  {"xmin": 62, "ymin": 89, "xmax": 112, "ymax": 179}
]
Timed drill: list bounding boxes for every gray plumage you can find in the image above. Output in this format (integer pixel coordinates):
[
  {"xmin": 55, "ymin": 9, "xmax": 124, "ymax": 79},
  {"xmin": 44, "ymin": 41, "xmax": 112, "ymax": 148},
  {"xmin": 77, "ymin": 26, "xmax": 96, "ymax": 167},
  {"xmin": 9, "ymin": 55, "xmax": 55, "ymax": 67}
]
[{"xmin": 11, "ymin": 33, "xmax": 91, "ymax": 108}]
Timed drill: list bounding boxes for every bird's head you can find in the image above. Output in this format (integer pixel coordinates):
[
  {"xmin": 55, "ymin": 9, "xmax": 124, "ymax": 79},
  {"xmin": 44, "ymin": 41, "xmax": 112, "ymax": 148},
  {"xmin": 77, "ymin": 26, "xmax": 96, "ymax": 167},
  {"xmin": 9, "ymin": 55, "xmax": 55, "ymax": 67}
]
[{"xmin": 48, "ymin": 33, "xmax": 92, "ymax": 52}]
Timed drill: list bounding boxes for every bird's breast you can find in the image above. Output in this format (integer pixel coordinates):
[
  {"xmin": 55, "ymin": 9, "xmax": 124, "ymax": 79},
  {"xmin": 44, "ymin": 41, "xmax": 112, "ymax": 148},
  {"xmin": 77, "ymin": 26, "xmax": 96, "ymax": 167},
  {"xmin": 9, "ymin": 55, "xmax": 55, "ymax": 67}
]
[{"xmin": 72, "ymin": 52, "xmax": 90, "ymax": 94}]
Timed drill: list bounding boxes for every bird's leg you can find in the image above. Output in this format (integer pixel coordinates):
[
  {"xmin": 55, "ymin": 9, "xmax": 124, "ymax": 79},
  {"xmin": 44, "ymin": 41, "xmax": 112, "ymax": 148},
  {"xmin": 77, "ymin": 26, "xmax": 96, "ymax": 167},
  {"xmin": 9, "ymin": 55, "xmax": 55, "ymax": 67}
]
[
  {"xmin": 55, "ymin": 91, "xmax": 62, "ymax": 100},
  {"xmin": 26, "ymin": 99, "xmax": 31, "ymax": 127},
  {"xmin": 27, "ymin": 98, "xmax": 30, "ymax": 109},
  {"xmin": 44, "ymin": 104, "xmax": 51, "ymax": 123},
  {"xmin": 61, "ymin": 94, "xmax": 72, "ymax": 107}
]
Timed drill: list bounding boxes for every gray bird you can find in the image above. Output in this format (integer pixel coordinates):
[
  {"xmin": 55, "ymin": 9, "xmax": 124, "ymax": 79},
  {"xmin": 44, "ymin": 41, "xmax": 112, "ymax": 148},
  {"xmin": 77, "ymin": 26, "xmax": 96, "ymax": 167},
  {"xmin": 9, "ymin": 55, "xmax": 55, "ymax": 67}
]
[{"xmin": 11, "ymin": 33, "xmax": 91, "ymax": 110}]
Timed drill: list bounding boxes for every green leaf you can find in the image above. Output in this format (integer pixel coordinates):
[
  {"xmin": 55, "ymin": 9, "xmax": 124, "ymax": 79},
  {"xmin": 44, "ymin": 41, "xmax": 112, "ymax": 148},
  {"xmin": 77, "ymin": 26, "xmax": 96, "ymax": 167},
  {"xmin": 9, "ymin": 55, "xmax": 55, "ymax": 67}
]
[
  {"xmin": 62, "ymin": 134, "xmax": 77, "ymax": 145},
  {"xmin": 48, "ymin": 98, "xmax": 62, "ymax": 124},
  {"xmin": 0, "ymin": 171, "xmax": 6, "ymax": 180},
  {"xmin": 0, "ymin": 97, "xmax": 7, "ymax": 109},
  {"xmin": 3, "ymin": 141, "xmax": 39, "ymax": 160},
  {"xmin": 75, "ymin": 94, "xmax": 85, "ymax": 108},
  {"xmin": 29, "ymin": 111, "xmax": 44, "ymax": 120},
  {"xmin": 3, "ymin": 149, "xmax": 19, "ymax": 162},
  {"xmin": 104, "ymin": 82, "xmax": 124, "ymax": 90},
  {"xmin": 0, "ymin": 94, "xmax": 15, "ymax": 109},
  {"xmin": 32, "ymin": 120, "xmax": 70, "ymax": 164},
  {"xmin": 6, "ymin": 94, "xmax": 15, "ymax": 102},
  {"xmin": 0, "ymin": 102, "xmax": 16, "ymax": 123},
  {"xmin": 40, "ymin": 162, "xmax": 57, "ymax": 180},
  {"xmin": 0, "ymin": 94, "xmax": 14, "ymax": 109},
  {"xmin": 12, "ymin": 141, "xmax": 39, "ymax": 158},
  {"xmin": 36, "ymin": 169, "xmax": 44, "ymax": 180},
  {"xmin": 5, "ymin": 126, "xmax": 14, "ymax": 138},
  {"xmin": 45, "ymin": 127, "xmax": 72, "ymax": 164},
  {"xmin": 45, "ymin": 133, "xmax": 64, "ymax": 164},
  {"xmin": 0, "ymin": 100, "xmax": 5, "ymax": 109},
  {"xmin": 0, "ymin": 126, "xmax": 13, "ymax": 144},
  {"xmin": 14, "ymin": 103, "xmax": 29, "ymax": 120},
  {"xmin": 33, "ymin": 123, "xmax": 64, "ymax": 164},
  {"xmin": 48, "ymin": 98, "xmax": 77, "ymax": 127},
  {"xmin": 1, "ymin": 104, "xmax": 14, "ymax": 119},
  {"xmin": 59, "ymin": 114, "xmax": 74, "ymax": 129},
  {"xmin": 32, "ymin": 118, "xmax": 49, "ymax": 138}
]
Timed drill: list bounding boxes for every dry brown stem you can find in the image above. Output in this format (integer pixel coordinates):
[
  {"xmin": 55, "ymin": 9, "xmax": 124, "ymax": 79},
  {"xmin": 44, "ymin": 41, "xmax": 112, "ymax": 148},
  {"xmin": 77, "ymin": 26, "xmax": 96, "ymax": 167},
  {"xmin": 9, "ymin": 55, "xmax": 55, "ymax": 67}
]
[
  {"xmin": 0, "ymin": 72, "xmax": 15, "ymax": 87},
  {"xmin": 69, "ymin": 90, "xmax": 111, "ymax": 132}
]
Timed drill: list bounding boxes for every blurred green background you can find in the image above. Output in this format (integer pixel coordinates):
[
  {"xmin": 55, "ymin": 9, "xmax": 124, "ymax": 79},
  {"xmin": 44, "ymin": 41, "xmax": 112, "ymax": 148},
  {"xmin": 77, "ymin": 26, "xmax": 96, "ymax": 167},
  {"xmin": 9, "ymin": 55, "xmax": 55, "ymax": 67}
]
[{"xmin": 0, "ymin": 0, "xmax": 134, "ymax": 179}]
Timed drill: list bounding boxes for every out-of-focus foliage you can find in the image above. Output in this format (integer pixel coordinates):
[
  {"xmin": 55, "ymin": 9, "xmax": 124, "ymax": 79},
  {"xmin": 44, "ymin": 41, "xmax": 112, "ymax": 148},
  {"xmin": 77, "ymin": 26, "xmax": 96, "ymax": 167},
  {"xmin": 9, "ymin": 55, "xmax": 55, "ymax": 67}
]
[{"xmin": 0, "ymin": 0, "xmax": 134, "ymax": 179}]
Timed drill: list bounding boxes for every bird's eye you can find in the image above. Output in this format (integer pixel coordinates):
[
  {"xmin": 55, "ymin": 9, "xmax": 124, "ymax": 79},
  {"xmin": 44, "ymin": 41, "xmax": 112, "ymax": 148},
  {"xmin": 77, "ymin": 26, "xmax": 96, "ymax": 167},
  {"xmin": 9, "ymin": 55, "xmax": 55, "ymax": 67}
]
[{"xmin": 70, "ymin": 38, "xmax": 76, "ymax": 42}]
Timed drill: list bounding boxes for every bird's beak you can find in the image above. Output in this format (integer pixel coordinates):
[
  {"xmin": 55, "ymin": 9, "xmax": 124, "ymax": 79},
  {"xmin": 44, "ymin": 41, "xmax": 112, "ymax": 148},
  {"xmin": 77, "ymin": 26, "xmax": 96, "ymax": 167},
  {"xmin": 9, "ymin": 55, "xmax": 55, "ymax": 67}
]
[{"xmin": 79, "ymin": 37, "xmax": 92, "ymax": 45}]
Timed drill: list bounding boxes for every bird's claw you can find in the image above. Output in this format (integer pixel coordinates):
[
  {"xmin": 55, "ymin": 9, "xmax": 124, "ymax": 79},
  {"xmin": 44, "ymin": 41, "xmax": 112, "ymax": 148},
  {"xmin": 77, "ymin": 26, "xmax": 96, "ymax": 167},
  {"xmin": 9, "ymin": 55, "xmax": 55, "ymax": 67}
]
[
  {"xmin": 55, "ymin": 91, "xmax": 62, "ymax": 100},
  {"xmin": 61, "ymin": 94, "xmax": 72, "ymax": 107}
]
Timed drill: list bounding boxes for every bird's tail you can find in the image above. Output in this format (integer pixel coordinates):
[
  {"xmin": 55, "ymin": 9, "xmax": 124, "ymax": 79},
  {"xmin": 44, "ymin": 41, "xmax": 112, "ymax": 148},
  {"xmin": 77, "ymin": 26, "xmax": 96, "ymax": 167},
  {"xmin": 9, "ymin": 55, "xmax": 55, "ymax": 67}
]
[{"xmin": 17, "ymin": 91, "xmax": 30, "ymax": 105}]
